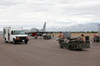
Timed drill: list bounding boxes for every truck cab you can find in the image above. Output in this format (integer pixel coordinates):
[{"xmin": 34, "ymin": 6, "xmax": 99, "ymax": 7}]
[{"xmin": 3, "ymin": 27, "xmax": 29, "ymax": 44}]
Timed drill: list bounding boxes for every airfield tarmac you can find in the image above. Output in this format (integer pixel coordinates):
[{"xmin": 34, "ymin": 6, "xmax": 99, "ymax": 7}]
[{"xmin": 0, "ymin": 36, "xmax": 100, "ymax": 66}]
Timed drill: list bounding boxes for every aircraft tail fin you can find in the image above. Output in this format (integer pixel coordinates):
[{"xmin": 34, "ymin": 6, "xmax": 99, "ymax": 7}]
[{"xmin": 41, "ymin": 22, "xmax": 46, "ymax": 32}]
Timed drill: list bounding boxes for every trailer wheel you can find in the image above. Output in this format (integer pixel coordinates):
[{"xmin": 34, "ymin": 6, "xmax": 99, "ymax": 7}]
[
  {"xmin": 79, "ymin": 48, "xmax": 82, "ymax": 51},
  {"xmin": 68, "ymin": 45, "xmax": 73, "ymax": 50}
]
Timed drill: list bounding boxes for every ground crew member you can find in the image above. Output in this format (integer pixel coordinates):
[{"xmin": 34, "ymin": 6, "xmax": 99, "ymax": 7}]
[
  {"xmin": 58, "ymin": 32, "xmax": 65, "ymax": 39},
  {"xmin": 78, "ymin": 34, "xmax": 86, "ymax": 42},
  {"xmin": 57, "ymin": 32, "xmax": 66, "ymax": 48}
]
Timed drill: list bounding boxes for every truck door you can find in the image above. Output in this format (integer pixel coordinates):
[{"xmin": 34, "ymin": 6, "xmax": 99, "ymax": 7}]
[
  {"xmin": 8, "ymin": 29, "xmax": 10, "ymax": 41},
  {"xmin": 3, "ymin": 29, "xmax": 6, "ymax": 39},
  {"xmin": 5, "ymin": 29, "xmax": 8, "ymax": 41}
]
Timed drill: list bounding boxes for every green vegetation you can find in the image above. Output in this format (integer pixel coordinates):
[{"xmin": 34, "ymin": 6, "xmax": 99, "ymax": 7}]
[{"xmin": 71, "ymin": 31, "xmax": 98, "ymax": 33}]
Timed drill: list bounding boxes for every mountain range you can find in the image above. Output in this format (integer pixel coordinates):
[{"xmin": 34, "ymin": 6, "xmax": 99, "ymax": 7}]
[
  {"xmin": 49, "ymin": 23, "xmax": 100, "ymax": 32},
  {"xmin": 0, "ymin": 23, "xmax": 100, "ymax": 34}
]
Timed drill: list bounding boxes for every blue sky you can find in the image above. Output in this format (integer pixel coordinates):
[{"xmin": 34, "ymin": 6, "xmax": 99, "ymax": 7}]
[{"xmin": 0, "ymin": 0, "xmax": 100, "ymax": 30}]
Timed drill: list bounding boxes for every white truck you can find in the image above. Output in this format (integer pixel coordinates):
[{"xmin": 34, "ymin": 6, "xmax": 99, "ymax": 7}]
[{"xmin": 3, "ymin": 27, "xmax": 29, "ymax": 44}]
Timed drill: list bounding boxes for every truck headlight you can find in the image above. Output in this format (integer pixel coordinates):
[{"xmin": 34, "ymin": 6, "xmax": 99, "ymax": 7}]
[
  {"xmin": 26, "ymin": 37, "xmax": 28, "ymax": 39},
  {"xmin": 16, "ymin": 37, "xmax": 20, "ymax": 39}
]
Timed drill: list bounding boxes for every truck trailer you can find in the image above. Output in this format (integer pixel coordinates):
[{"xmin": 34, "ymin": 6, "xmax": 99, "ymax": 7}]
[{"xmin": 3, "ymin": 27, "xmax": 29, "ymax": 44}]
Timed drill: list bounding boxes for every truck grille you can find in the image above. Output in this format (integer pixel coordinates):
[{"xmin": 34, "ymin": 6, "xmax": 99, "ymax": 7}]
[{"xmin": 19, "ymin": 37, "xmax": 26, "ymax": 39}]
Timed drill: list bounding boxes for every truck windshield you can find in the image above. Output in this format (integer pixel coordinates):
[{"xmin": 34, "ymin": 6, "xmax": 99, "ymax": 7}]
[{"xmin": 12, "ymin": 31, "xmax": 25, "ymax": 35}]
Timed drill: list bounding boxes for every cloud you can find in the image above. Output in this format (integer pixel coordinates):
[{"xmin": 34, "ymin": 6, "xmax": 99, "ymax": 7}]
[
  {"xmin": 0, "ymin": 0, "xmax": 24, "ymax": 6},
  {"xmin": 0, "ymin": 0, "xmax": 100, "ymax": 31}
]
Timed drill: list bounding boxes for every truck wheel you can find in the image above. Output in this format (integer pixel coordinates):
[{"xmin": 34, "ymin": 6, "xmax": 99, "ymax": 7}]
[
  {"xmin": 25, "ymin": 41, "xmax": 27, "ymax": 44},
  {"xmin": 5, "ymin": 39, "xmax": 8, "ymax": 43},
  {"xmin": 5, "ymin": 41, "xmax": 8, "ymax": 43},
  {"xmin": 13, "ymin": 41, "xmax": 16, "ymax": 44}
]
